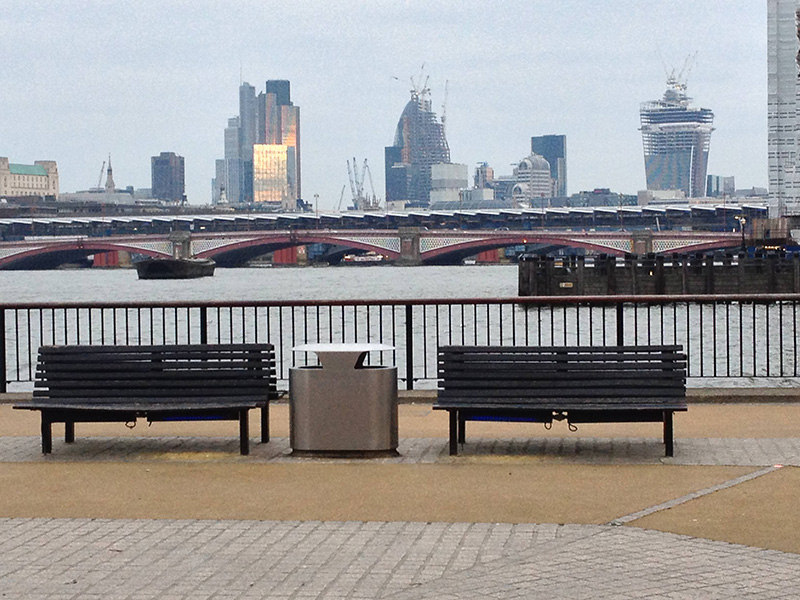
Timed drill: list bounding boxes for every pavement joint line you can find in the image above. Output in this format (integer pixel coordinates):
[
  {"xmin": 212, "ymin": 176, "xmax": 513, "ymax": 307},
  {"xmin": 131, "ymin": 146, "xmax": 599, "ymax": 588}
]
[{"xmin": 607, "ymin": 464, "xmax": 784, "ymax": 526}]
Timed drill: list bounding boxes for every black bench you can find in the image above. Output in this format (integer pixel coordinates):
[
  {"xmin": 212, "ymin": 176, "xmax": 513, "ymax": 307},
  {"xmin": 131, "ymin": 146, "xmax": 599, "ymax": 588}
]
[
  {"xmin": 433, "ymin": 345, "xmax": 687, "ymax": 457},
  {"xmin": 14, "ymin": 343, "xmax": 277, "ymax": 455}
]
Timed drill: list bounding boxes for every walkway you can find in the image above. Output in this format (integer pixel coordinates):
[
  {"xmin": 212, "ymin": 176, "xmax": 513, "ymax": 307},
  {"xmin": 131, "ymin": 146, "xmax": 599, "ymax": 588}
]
[{"xmin": 1, "ymin": 400, "xmax": 799, "ymax": 598}]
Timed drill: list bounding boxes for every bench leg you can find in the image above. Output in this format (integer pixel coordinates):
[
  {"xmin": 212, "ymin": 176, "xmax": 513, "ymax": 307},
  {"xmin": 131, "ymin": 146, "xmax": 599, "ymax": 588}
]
[
  {"xmin": 260, "ymin": 405, "xmax": 269, "ymax": 444},
  {"xmin": 449, "ymin": 410, "xmax": 458, "ymax": 456},
  {"xmin": 41, "ymin": 415, "xmax": 52, "ymax": 454},
  {"xmin": 65, "ymin": 421, "xmax": 75, "ymax": 444},
  {"xmin": 458, "ymin": 414, "xmax": 466, "ymax": 444},
  {"xmin": 663, "ymin": 411, "xmax": 674, "ymax": 457},
  {"xmin": 239, "ymin": 409, "xmax": 250, "ymax": 456}
]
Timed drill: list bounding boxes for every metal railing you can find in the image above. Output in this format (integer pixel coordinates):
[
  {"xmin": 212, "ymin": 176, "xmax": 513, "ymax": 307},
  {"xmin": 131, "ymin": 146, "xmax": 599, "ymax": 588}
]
[{"xmin": 3, "ymin": 294, "xmax": 800, "ymax": 392}]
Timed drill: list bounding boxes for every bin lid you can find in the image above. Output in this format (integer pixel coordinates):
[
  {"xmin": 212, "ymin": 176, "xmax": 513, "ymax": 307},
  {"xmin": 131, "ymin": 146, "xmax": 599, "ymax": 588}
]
[
  {"xmin": 293, "ymin": 343, "xmax": 394, "ymax": 353},
  {"xmin": 293, "ymin": 343, "xmax": 394, "ymax": 370}
]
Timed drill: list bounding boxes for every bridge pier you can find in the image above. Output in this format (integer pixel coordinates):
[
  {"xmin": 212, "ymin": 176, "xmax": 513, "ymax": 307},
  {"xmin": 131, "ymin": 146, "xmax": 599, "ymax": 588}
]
[
  {"xmin": 169, "ymin": 231, "xmax": 192, "ymax": 259},
  {"xmin": 631, "ymin": 230, "xmax": 653, "ymax": 255},
  {"xmin": 397, "ymin": 227, "xmax": 422, "ymax": 266}
]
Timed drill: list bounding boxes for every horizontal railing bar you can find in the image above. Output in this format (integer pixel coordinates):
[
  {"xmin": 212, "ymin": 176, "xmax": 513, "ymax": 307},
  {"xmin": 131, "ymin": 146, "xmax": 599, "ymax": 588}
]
[{"xmin": 4, "ymin": 293, "xmax": 800, "ymax": 311}]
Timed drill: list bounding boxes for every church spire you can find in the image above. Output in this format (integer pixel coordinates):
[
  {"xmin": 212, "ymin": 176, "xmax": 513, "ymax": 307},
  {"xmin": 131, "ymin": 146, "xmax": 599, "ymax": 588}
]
[{"xmin": 105, "ymin": 154, "xmax": 116, "ymax": 193}]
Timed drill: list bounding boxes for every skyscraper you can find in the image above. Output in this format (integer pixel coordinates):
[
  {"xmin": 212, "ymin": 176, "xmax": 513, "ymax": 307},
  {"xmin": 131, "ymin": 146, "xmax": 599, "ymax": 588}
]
[
  {"xmin": 215, "ymin": 79, "xmax": 300, "ymax": 209},
  {"xmin": 224, "ymin": 116, "xmax": 243, "ymax": 205},
  {"xmin": 384, "ymin": 87, "xmax": 450, "ymax": 207},
  {"xmin": 239, "ymin": 82, "xmax": 257, "ymax": 204},
  {"xmin": 531, "ymin": 135, "xmax": 567, "ymax": 197},
  {"xmin": 151, "ymin": 152, "xmax": 185, "ymax": 202},
  {"xmin": 254, "ymin": 79, "xmax": 301, "ymax": 208},
  {"xmin": 768, "ymin": 0, "xmax": 800, "ymax": 216},
  {"xmin": 640, "ymin": 76, "xmax": 714, "ymax": 198}
]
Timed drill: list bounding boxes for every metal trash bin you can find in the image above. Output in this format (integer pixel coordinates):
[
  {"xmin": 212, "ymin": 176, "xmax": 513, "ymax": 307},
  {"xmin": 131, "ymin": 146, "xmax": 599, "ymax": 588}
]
[{"xmin": 289, "ymin": 343, "xmax": 398, "ymax": 456}]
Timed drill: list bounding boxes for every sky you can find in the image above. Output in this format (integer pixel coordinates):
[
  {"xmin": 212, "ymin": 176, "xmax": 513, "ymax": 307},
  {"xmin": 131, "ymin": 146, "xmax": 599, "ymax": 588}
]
[{"xmin": 1, "ymin": 1, "xmax": 768, "ymax": 211}]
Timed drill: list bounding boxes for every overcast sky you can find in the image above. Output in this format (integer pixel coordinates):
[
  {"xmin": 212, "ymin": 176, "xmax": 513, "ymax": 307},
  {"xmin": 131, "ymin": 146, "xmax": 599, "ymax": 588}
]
[{"xmin": 1, "ymin": 1, "xmax": 767, "ymax": 210}]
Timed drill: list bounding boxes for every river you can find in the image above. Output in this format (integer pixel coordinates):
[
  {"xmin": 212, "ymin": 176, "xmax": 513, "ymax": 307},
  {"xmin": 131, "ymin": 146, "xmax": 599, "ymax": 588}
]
[{"xmin": 3, "ymin": 264, "xmax": 518, "ymax": 304}]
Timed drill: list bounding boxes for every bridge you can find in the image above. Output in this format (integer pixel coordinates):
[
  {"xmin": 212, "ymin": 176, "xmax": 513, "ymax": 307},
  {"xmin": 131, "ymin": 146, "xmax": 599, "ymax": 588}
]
[{"xmin": 0, "ymin": 228, "xmax": 744, "ymax": 269}]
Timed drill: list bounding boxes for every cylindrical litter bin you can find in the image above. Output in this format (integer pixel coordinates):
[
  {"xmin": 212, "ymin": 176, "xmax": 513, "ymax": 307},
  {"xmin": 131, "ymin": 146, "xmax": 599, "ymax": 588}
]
[{"xmin": 290, "ymin": 343, "xmax": 398, "ymax": 456}]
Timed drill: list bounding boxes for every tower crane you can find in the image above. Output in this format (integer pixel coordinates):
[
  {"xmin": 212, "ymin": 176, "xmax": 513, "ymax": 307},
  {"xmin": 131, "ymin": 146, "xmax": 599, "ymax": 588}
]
[
  {"xmin": 346, "ymin": 159, "xmax": 359, "ymax": 208},
  {"xmin": 93, "ymin": 160, "xmax": 106, "ymax": 191},
  {"xmin": 346, "ymin": 158, "xmax": 381, "ymax": 210},
  {"xmin": 441, "ymin": 79, "xmax": 449, "ymax": 136}
]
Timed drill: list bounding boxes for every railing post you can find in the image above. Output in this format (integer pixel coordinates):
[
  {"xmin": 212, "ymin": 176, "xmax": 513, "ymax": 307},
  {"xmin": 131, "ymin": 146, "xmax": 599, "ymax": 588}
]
[
  {"xmin": 0, "ymin": 309, "xmax": 6, "ymax": 393},
  {"xmin": 405, "ymin": 304, "xmax": 414, "ymax": 390},
  {"xmin": 616, "ymin": 302, "xmax": 624, "ymax": 346},
  {"xmin": 200, "ymin": 306, "xmax": 208, "ymax": 344}
]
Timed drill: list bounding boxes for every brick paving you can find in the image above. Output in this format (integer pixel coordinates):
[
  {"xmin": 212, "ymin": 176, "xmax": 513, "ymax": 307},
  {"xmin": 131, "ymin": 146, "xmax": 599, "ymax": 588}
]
[
  {"xmin": 1, "ymin": 433, "xmax": 799, "ymax": 597},
  {"xmin": 1, "ymin": 518, "xmax": 798, "ymax": 599},
  {"xmin": 1, "ymin": 434, "xmax": 799, "ymax": 467}
]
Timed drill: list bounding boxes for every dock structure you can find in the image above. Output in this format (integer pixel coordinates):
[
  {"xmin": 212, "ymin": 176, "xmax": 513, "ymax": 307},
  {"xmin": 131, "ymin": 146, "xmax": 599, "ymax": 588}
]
[{"xmin": 519, "ymin": 252, "xmax": 800, "ymax": 296}]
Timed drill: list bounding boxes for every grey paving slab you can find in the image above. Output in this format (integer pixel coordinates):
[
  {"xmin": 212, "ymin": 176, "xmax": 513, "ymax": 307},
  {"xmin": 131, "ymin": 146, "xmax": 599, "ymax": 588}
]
[
  {"xmin": 0, "ymin": 435, "xmax": 799, "ymax": 467},
  {"xmin": 1, "ymin": 519, "xmax": 798, "ymax": 599}
]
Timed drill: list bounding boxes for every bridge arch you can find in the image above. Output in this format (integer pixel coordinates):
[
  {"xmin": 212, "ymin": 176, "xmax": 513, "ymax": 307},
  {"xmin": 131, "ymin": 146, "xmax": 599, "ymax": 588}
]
[
  {"xmin": 196, "ymin": 233, "xmax": 402, "ymax": 267},
  {"xmin": 0, "ymin": 240, "xmax": 171, "ymax": 270}
]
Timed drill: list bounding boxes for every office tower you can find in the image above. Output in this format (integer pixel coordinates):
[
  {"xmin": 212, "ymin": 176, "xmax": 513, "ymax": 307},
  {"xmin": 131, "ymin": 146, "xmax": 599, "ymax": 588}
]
[
  {"xmin": 151, "ymin": 152, "xmax": 185, "ymax": 202},
  {"xmin": 511, "ymin": 153, "xmax": 553, "ymax": 208},
  {"xmin": 224, "ymin": 116, "xmax": 243, "ymax": 204},
  {"xmin": 254, "ymin": 80, "xmax": 301, "ymax": 208},
  {"xmin": 768, "ymin": 0, "xmax": 800, "ymax": 216},
  {"xmin": 384, "ymin": 86, "xmax": 450, "ymax": 207},
  {"xmin": 239, "ymin": 82, "xmax": 257, "ymax": 204},
  {"xmin": 640, "ymin": 76, "xmax": 714, "ymax": 198},
  {"xmin": 706, "ymin": 174, "xmax": 736, "ymax": 198},
  {"xmin": 531, "ymin": 135, "xmax": 567, "ymax": 197}
]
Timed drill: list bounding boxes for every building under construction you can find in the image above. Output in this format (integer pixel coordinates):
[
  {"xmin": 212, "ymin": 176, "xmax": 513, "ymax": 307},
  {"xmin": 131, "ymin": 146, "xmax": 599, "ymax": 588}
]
[
  {"xmin": 640, "ymin": 74, "xmax": 714, "ymax": 198},
  {"xmin": 385, "ymin": 83, "xmax": 450, "ymax": 207}
]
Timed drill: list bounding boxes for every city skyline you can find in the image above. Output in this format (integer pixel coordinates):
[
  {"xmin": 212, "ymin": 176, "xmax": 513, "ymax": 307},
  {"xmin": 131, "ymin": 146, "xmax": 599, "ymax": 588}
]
[{"xmin": 1, "ymin": 1, "xmax": 767, "ymax": 210}]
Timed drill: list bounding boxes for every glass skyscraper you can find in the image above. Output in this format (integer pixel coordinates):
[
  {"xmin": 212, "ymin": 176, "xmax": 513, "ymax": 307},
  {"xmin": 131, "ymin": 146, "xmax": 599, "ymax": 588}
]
[
  {"xmin": 214, "ymin": 79, "xmax": 300, "ymax": 209},
  {"xmin": 640, "ymin": 77, "xmax": 714, "ymax": 198},
  {"xmin": 384, "ymin": 89, "xmax": 450, "ymax": 207}
]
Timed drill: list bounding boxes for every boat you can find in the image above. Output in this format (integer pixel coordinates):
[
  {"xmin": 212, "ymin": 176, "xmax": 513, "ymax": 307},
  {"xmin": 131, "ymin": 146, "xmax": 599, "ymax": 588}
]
[
  {"xmin": 341, "ymin": 251, "xmax": 386, "ymax": 265},
  {"xmin": 135, "ymin": 258, "xmax": 216, "ymax": 280}
]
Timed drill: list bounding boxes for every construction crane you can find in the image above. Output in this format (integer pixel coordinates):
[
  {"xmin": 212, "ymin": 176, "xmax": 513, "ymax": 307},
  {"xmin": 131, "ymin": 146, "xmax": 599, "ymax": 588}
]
[
  {"xmin": 336, "ymin": 185, "xmax": 346, "ymax": 212},
  {"xmin": 92, "ymin": 160, "xmax": 106, "ymax": 191},
  {"xmin": 441, "ymin": 79, "xmax": 449, "ymax": 136},
  {"xmin": 346, "ymin": 158, "xmax": 381, "ymax": 211}
]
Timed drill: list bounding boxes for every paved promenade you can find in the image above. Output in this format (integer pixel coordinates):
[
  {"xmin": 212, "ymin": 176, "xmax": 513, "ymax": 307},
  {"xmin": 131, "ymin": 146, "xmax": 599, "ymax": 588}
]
[{"xmin": 1, "ymin": 397, "xmax": 799, "ymax": 598}]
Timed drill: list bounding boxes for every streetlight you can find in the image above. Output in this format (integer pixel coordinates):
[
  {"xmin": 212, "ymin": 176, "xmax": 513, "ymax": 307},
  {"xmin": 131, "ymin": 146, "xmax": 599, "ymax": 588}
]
[{"xmin": 735, "ymin": 215, "xmax": 747, "ymax": 251}]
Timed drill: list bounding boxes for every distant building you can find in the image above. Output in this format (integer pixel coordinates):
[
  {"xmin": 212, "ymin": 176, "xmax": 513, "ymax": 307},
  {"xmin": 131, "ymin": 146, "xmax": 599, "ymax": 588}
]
[
  {"xmin": 239, "ymin": 82, "xmax": 257, "ymax": 204},
  {"xmin": 151, "ymin": 152, "xmax": 185, "ymax": 202},
  {"xmin": 511, "ymin": 153, "xmax": 553, "ymax": 208},
  {"xmin": 531, "ymin": 135, "xmax": 567, "ymax": 197},
  {"xmin": 0, "ymin": 157, "xmax": 59, "ymax": 199},
  {"xmin": 640, "ymin": 76, "xmax": 714, "ymax": 198},
  {"xmin": 429, "ymin": 163, "xmax": 468, "ymax": 204},
  {"xmin": 384, "ymin": 86, "xmax": 450, "ymax": 207},
  {"xmin": 768, "ymin": 0, "xmax": 800, "ymax": 216},
  {"xmin": 215, "ymin": 79, "xmax": 301, "ymax": 208},
  {"xmin": 224, "ymin": 116, "xmax": 243, "ymax": 204},
  {"xmin": 255, "ymin": 80, "xmax": 301, "ymax": 208},
  {"xmin": 253, "ymin": 144, "xmax": 297, "ymax": 209},
  {"xmin": 706, "ymin": 175, "xmax": 736, "ymax": 198}
]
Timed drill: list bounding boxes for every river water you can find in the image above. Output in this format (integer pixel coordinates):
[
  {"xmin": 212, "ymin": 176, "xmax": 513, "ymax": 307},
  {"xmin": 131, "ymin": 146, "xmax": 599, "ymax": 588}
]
[{"xmin": 3, "ymin": 264, "xmax": 519, "ymax": 304}]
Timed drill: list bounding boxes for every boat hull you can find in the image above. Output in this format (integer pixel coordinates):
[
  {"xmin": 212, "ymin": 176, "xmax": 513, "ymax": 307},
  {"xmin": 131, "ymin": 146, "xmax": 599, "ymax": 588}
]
[{"xmin": 135, "ymin": 258, "xmax": 216, "ymax": 280}]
